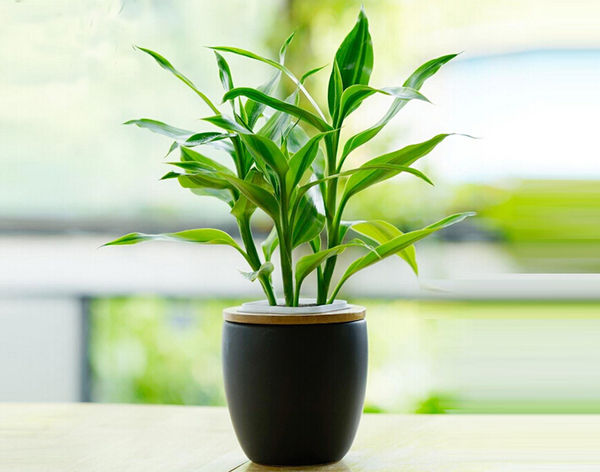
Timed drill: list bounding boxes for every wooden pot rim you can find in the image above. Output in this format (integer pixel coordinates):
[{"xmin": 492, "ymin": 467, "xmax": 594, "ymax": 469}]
[{"xmin": 223, "ymin": 305, "xmax": 366, "ymax": 325}]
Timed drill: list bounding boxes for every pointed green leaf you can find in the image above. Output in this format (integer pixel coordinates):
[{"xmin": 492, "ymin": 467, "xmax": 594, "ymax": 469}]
[
  {"xmin": 189, "ymin": 187, "xmax": 235, "ymax": 207},
  {"xmin": 286, "ymin": 131, "xmax": 331, "ymax": 190},
  {"xmin": 240, "ymin": 261, "xmax": 274, "ymax": 282},
  {"xmin": 165, "ymin": 141, "xmax": 180, "ymax": 157},
  {"xmin": 258, "ymin": 91, "xmax": 299, "ymax": 143},
  {"xmin": 296, "ymin": 163, "xmax": 433, "ymax": 204},
  {"xmin": 230, "ymin": 169, "xmax": 271, "ymax": 221},
  {"xmin": 343, "ymin": 134, "xmax": 458, "ymax": 200},
  {"xmin": 214, "ymin": 51, "xmax": 234, "ymax": 92},
  {"xmin": 242, "ymin": 32, "xmax": 296, "ymax": 129},
  {"xmin": 124, "ymin": 119, "xmax": 194, "ymax": 140},
  {"xmin": 203, "ymin": 114, "xmax": 250, "ymax": 134},
  {"xmin": 160, "ymin": 171, "xmax": 180, "ymax": 180},
  {"xmin": 183, "ymin": 131, "xmax": 232, "ymax": 148},
  {"xmin": 214, "ymin": 51, "xmax": 237, "ymax": 115},
  {"xmin": 136, "ymin": 47, "xmax": 219, "ymax": 114},
  {"xmin": 177, "ymin": 172, "xmax": 235, "ymax": 191},
  {"xmin": 220, "ymin": 174, "xmax": 280, "ymax": 221},
  {"xmin": 278, "ymin": 30, "xmax": 296, "ymax": 62},
  {"xmin": 245, "ymin": 72, "xmax": 281, "ymax": 130},
  {"xmin": 292, "ymin": 187, "xmax": 325, "ymax": 249},
  {"xmin": 301, "ymin": 64, "xmax": 328, "ymax": 84},
  {"xmin": 295, "ymin": 239, "xmax": 373, "ymax": 293},
  {"xmin": 224, "ymin": 88, "xmax": 332, "ymax": 132},
  {"xmin": 337, "ymin": 85, "xmax": 430, "ymax": 124},
  {"xmin": 404, "ymin": 53, "xmax": 459, "ymax": 90},
  {"xmin": 210, "ymin": 46, "xmax": 326, "ymax": 120},
  {"xmin": 327, "ymin": 7, "xmax": 373, "ymax": 111},
  {"xmin": 103, "ymin": 228, "xmax": 243, "ymax": 253},
  {"xmin": 261, "ymin": 226, "xmax": 279, "ymax": 262},
  {"xmin": 341, "ymin": 53, "xmax": 458, "ymax": 163},
  {"xmin": 328, "ymin": 61, "xmax": 344, "ymax": 119},
  {"xmin": 351, "ymin": 220, "xmax": 418, "ymax": 274},
  {"xmin": 179, "ymin": 147, "xmax": 234, "ymax": 175},
  {"xmin": 238, "ymin": 133, "xmax": 289, "ymax": 181},
  {"xmin": 331, "ymin": 213, "xmax": 475, "ymax": 300}
]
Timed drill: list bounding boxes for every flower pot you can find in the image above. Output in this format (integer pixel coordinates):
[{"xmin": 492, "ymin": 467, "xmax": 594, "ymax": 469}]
[{"xmin": 222, "ymin": 302, "xmax": 368, "ymax": 466}]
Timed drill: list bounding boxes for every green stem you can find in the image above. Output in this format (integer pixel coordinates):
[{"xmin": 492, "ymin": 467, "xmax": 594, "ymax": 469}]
[
  {"xmin": 327, "ymin": 278, "xmax": 344, "ymax": 305},
  {"xmin": 238, "ymin": 217, "xmax": 277, "ymax": 306},
  {"xmin": 320, "ymin": 131, "xmax": 341, "ymax": 304},
  {"xmin": 231, "ymin": 136, "xmax": 248, "ymax": 179},
  {"xmin": 278, "ymin": 183, "xmax": 295, "ymax": 306}
]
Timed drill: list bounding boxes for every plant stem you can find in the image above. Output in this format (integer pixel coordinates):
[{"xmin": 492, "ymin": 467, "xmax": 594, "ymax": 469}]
[
  {"xmin": 278, "ymin": 183, "xmax": 295, "ymax": 306},
  {"xmin": 327, "ymin": 280, "xmax": 343, "ymax": 305},
  {"xmin": 320, "ymin": 131, "xmax": 341, "ymax": 303},
  {"xmin": 238, "ymin": 217, "xmax": 277, "ymax": 306},
  {"xmin": 231, "ymin": 136, "xmax": 248, "ymax": 179}
]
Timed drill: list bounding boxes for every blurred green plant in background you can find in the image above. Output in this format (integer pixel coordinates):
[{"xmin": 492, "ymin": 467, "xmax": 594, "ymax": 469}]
[{"xmin": 90, "ymin": 297, "xmax": 600, "ymax": 414}]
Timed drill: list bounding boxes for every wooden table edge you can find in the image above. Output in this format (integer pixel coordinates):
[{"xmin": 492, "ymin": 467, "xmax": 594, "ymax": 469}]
[{"xmin": 223, "ymin": 305, "xmax": 366, "ymax": 325}]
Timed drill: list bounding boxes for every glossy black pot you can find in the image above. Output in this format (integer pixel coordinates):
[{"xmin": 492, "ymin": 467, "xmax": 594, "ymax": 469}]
[{"xmin": 222, "ymin": 306, "xmax": 368, "ymax": 466}]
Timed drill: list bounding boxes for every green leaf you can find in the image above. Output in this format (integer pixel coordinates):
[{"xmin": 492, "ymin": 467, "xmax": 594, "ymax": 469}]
[
  {"xmin": 351, "ymin": 220, "xmax": 418, "ymax": 274},
  {"xmin": 295, "ymin": 239, "xmax": 372, "ymax": 294},
  {"xmin": 165, "ymin": 141, "xmax": 180, "ymax": 157},
  {"xmin": 286, "ymin": 131, "xmax": 331, "ymax": 190},
  {"xmin": 124, "ymin": 119, "xmax": 194, "ymax": 140},
  {"xmin": 220, "ymin": 174, "xmax": 280, "ymax": 221},
  {"xmin": 328, "ymin": 61, "xmax": 344, "ymax": 120},
  {"xmin": 214, "ymin": 51, "xmax": 237, "ymax": 115},
  {"xmin": 214, "ymin": 51, "xmax": 234, "ymax": 92},
  {"xmin": 242, "ymin": 32, "xmax": 295, "ymax": 130},
  {"xmin": 331, "ymin": 213, "xmax": 475, "ymax": 300},
  {"xmin": 180, "ymin": 126, "xmax": 247, "ymax": 178},
  {"xmin": 285, "ymin": 123, "xmax": 309, "ymax": 152},
  {"xmin": 179, "ymin": 147, "xmax": 234, "ymax": 175},
  {"xmin": 240, "ymin": 261, "xmax": 274, "ymax": 282},
  {"xmin": 210, "ymin": 46, "xmax": 326, "ymax": 120},
  {"xmin": 340, "ymin": 53, "xmax": 458, "ymax": 163},
  {"xmin": 327, "ymin": 7, "xmax": 373, "ymax": 112},
  {"xmin": 297, "ymin": 163, "xmax": 433, "ymax": 203},
  {"xmin": 301, "ymin": 64, "xmax": 328, "ymax": 84},
  {"xmin": 311, "ymin": 146, "xmax": 326, "ymax": 181},
  {"xmin": 261, "ymin": 226, "xmax": 279, "ymax": 262},
  {"xmin": 189, "ymin": 187, "xmax": 235, "ymax": 207},
  {"xmin": 160, "ymin": 171, "xmax": 180, "ymax": 180},
  {"xmin": 136, "ymin": 47, "xmax": 219, "ymax": 114},
  {"xmin": 183, "ymin": 132, "xmax": 233, "ymax": 148},
  {"xmin": 278, "ymin": 30, "xmax": 296, "ymax": 62},
  {"xmin": 223, "ymin": 88, "xmax": 332, "ymax": 132},
  {"xmin": 203, "ymin": 114, "xmax": 250, "ymax": 134},
  {"xmin": 343, "ymin": 134, "xmax": 457, "ymax": 200},
  {"xmin": 230, "ymin": 169, "xmax": 271, "ymax": 221},
  {"xmin": 404, "ymin": 53, "xmax": 459, "ymax": 90},
  {"xmin": 162, "ymin": 169, "xmax": 235, "ymax": 208},
  {"xmin": 258, "ymin": 91, "xmax": 299, "ymax": 143},
  {"xmin": 103, "ymin": 228, "xmax": 243, "ymax": 253},
  {"xmin": 292, "ymin": 187, "xmax": 325, "ymax": 249},
  {"xmin": 238, "ymin": 133, "xmax": 289, "ymax": 182},
  {"xmin": 245, "ymin": 73, "xmax": 280, "ymax": 130},
  {"xmin": 177, "ymin": 172, "xmax": 235, "ymax": 191},
  {"xmin": 337, "ymin": 85, "xmax": 430, "ymax": 124}
]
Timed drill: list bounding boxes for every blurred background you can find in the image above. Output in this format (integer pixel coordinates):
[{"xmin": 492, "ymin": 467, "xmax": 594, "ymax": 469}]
[{"xmin": 1, "ymin": 0, "xmax": 599, "ymax": 413}]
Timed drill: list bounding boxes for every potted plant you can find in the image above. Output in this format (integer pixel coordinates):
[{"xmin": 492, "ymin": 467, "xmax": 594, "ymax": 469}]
[{"xmin": 105, "ymin": 7, "xmax": 474, "ymax": 466}]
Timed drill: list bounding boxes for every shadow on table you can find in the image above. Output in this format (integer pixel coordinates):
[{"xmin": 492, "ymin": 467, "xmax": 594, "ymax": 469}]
[{"xmin": 243, "ymin": 459, "xmax": 351, "ymax": 471}]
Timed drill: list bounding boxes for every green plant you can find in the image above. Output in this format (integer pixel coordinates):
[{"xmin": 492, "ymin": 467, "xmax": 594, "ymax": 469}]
[{"xmin": 105, "ymin": 8, "xmax": 474, "ymax": 307}]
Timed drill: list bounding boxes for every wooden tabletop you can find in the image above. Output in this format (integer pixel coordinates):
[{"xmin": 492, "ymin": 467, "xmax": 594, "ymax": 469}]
[{"xmin": 1, "ymin": 404, "xmax": 599, "ymax": 472}]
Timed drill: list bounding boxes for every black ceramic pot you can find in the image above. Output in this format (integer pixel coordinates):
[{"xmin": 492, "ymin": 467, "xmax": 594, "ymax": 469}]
[{"xmin": 222, "ymin": 306, "xmax": 368, "ymax": 466}]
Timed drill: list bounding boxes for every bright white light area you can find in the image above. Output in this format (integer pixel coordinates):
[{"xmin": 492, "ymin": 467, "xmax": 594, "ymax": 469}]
[{"xmin": 406, "ymin": 50, "xmax": 600, "ymax": 183}]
